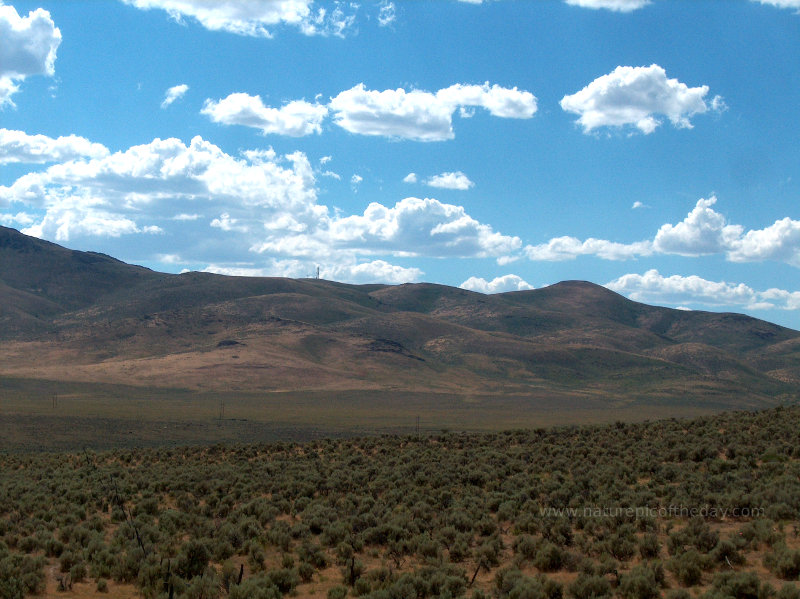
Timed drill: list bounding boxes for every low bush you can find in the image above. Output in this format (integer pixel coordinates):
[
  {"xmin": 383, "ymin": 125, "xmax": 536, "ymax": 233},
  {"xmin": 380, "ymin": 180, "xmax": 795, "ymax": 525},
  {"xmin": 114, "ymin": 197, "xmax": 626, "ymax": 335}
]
[
  {"xmin": 619, "ymin": 564, "xmax": 660, "ymax": 599},
  {"xmin": 702, "ymin": 571, "xmax": 774, "ymax": 599},
  {"xmin": 567, "ymin": 573, "xmax": 611, "ymax": 599},
  {"xmin": 533, "ymin": 541, "xmax": 564, "ymax": 572},
  {"xmin": 765, "ymin": 545, "xmax": 800, "ymax": 580},
  {"xmin": 638, "ymin": 533, "xmax": 661, "ymax": 559},
  {"xmin": 228, "ymin": 576, "xmax": 282, "ymax": 599},
  {"xmin": 669, "ymin": 549, "xmax": 703, "ymax": 586}
]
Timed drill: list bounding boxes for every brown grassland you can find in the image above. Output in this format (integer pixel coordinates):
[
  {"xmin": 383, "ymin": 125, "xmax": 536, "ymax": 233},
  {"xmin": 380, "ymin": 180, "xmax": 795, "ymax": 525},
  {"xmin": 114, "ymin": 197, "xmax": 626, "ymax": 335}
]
[{"xmin": 0, "ymin": 374, "xmax": 733, "ymax": 453}]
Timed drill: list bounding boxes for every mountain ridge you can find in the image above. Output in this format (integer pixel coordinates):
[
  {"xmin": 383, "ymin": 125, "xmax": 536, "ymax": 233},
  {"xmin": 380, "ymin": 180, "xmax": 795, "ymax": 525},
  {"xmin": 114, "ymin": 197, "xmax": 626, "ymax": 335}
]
[{"xmin": 1, "ymin": 225, "xmax": 799, "ymax": 409}]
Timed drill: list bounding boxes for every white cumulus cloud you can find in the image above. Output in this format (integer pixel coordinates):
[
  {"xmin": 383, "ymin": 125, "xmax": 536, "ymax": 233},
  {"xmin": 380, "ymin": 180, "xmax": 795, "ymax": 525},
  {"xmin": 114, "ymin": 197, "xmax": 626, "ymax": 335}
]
[
  {"xmin": 606, "ymin": 269, "xmax": 800, "ymax": 311},
  {"xmin": 425, "ymin": 171, "xmax": 474, "ymax": 190},
  {"xmin": 251, "ymin": 196, "xmax": 521, "ymax": 260},
  {"xmin": 202, "ymin": 92, "xmax": 328, "ymax": 136},
  {"xmin": 24, "ymin": 209, "xmax": 162, "ymax": 241},
  {"xmin": 202, "ymin": 82, "xmax": 536, "ymax": 141},
  {"xmin": 564, "ymin": 0, "xmax": 651, "ymax": 11},
  {"xmin": 1, "ymin": 130, "xmax": 531, "ymax": 287},
  {"xmin": 727, "ymin": 217, "xmax": 800, "ymax": 266},
  {"xmin": 0, "ymin": 129, "xmax": 109, "ymax": 164},
  {"xmin": 0, "ymin": 3, "xmax": 61, "ymax": 107},
  {"xmin": 653, "ymin": 197, "xmax": 800, "ymax": 266},
  {"xmin": 203, "ymin": 258, "xmax": 422, "ymax": 284},
  {"xmin": 460, "ymin": 274, "xmax": 534, "ymax": 294},
  {"xmin": 121, "ymin": 0, "xmax": 356, "ymax": 37},
  {"xmin": 435, "ymin": 83, "xmax": 538, "ymax": 119},
  {"xmin": 752, "ymin": 0, "xmax": 800, "ymax": 10},
  {"xmin": 0, "ymin": 135, "xmax": 319, "ymax": 241},
  {"xmin": 561, "ymin": 64, "xmax": 721, "ymax": 134},
  {"xmin": 525, "ymin": 236, "xmax": 653, "ymax": 261},
  {"xmin": 521, "ymin": 196, "xmax": 800, "ymax": 268},
  {"xmin": 328, "ymin": 259, "xmax": 422, "ymax": 284},
  {"xmin": 329, "ymin": 82, "xmax": 537, "ymax": 141},
  {"xmin": 0, "ymin": 211, "xmax": 35, "ymax": 227},
  {"xmin": 161, "ymin": 83, "xmax": 188, "ymax": 108},
  {"xmin": 653, "ymin": 196, "xmax": 744, "ymax": 256}
]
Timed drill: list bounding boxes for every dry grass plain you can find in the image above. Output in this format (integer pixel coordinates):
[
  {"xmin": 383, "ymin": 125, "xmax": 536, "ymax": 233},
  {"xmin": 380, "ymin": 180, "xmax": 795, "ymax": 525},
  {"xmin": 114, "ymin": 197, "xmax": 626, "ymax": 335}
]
[{"xmin": 0, "ymin": 374, "xmax": 733, "ymax": 452}]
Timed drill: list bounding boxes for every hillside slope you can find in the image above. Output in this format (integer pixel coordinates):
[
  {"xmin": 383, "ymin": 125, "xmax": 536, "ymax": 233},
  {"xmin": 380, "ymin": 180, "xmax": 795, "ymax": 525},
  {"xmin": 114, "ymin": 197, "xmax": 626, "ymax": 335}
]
[{"xmin": 1, "ymin": 226, "xmax": 799, "ymax": 407}]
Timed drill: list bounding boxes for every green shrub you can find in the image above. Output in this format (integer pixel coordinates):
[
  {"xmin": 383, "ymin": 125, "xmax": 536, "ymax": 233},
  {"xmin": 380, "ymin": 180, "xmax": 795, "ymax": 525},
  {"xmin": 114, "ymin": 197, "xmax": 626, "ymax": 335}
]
[
  {"xmin": 247, "ymin": 542, "xmax": 266, "ymax": 573},
  {"xmin": 685, "ymin": 517, "xmax": 720, "ymax": 553},
  {"xmin": 765, "ymin": 545, "xmax": 800, "ymax": 580},
  {"xmin": 59, "ymin": 549, "xmax": 77, "ymax": 573},
  {"xmin": 533, "ymin": 541, "xmax": 564, "ymax": 572},
  {"xmin": 327, "ymin": 585, "xmax": 348, "ymax": 599},
  {"xmin": 267, "ymin": 524, "xmax": 292, "ymax": 552},
  {"xmin": 514, "ymin": 535, "xmax": 539, "ymax": 561},
  {"xmin": 450, "ymin": 538, "xmax": 470, "ymax": 563},
  {"xmin": 111, "ymin": 549, "xmax": 142, "ymax": 583},
  {"xmin": 0, "ymin": 577, "xmax": 24, "ymax": 599},
  {"xmin": 608, "ymin": 533, "xmax": 636, "ymax": 562},
  {"xmin": 543, "ymin": 521, "xmax": 573, "ymax": 547},
  {"xmin": 766, "ymin": 503, "xmax": 795, "ymax": 521},
  {"xmin": 416, "ymin": 534, "xmax": 441, "ymax": 560},
  {"xmin": 16, "ymin": 537, "xmax": 40, "ymax": 554},
  {"xmin": 638, "ymin": 533, "xmax": 661, "ymax": 559},
  {"xmin": 495, "ymin": 568, "xmax": 562, "ymax": 599},
  {"xmin": 740, "ymin": 520, "xmax": 782, "ymax": 549},
  {"xmin": 220, "ymin": 560, "xmax": 240, "ymax": 592},
  {"xmin": 298, "ymin": 541, "xmax": 328, "ymax": 569},
  {"xmin": 228, "ymin": 576, "xmax": 282, "ymax": 599},
  {"xmin": 212, "ymin": 538, "xmax": 235, "ymax": 562},
  {"xmin": 177, "ymin": 539, "xmax": 211, "ymax": 579},
  {"xmin": 669, "ymin": 549, "xmax": 703, "ymax": 586},
  {"xmin": 618, "ymin": 564, "xmax": 659, "ymax": 599},
  {"xmin": 267, "ymin": 567, "xmax": 299, "ymax": 594},
  {"xmin": 567, "ymin": 573, "xmax": 611, "ymax": 599},
  {"xmin": 353, "ymin": 576, "xmax": 371, "ymax": 596},
  {"xmin": 713, "ymin": 539, "xmax": 745, "ymax": 567},
  {"xmin": 495, "ymin": 568, "xmax": 528, "ymax": 595},
  {"xmin": 777, "ymin": 584, "xmax": 800, "ymax": 599},
  {"xmin": 280, "ymin": 553, "xmax": 295, "ymax": 569},
  {"xmin": 183, "ymin": 569, "xmax": 221, "ymax": 599},
  {"xmin": 474, "ymin": 536, "xmax": 503, "ymax": 568},
  {"xmin": 703, "ymin": 571, "xmax": 774, "ymax": 599},
  {"xmin": 0, "ymin": 554, "xmax": 45, "ymax": 596},
  {"xmin": 298, "ymin": 561, "xmax": 315, "ymax": 583},
  {"xmin": 69, "ymin": 562, "xmax": 87, "ymax": 583},
  {"xmin": 342, "ymin": 558, "xmax": 365, "ymax": 587}
]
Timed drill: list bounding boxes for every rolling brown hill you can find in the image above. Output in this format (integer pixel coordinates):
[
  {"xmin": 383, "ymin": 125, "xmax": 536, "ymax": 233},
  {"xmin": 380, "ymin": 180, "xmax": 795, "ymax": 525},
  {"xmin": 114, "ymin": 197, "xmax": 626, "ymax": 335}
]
[{"xmin": 2, "ymin": 225, "xmax": 799, "ymax": 410}]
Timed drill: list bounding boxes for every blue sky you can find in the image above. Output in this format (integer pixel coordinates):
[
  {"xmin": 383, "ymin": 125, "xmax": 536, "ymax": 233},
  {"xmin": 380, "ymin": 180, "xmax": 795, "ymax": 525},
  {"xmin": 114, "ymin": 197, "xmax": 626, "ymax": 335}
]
[{"xmin": 1, "ymin": 0, "xmax": 799, "ymax": 328}]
